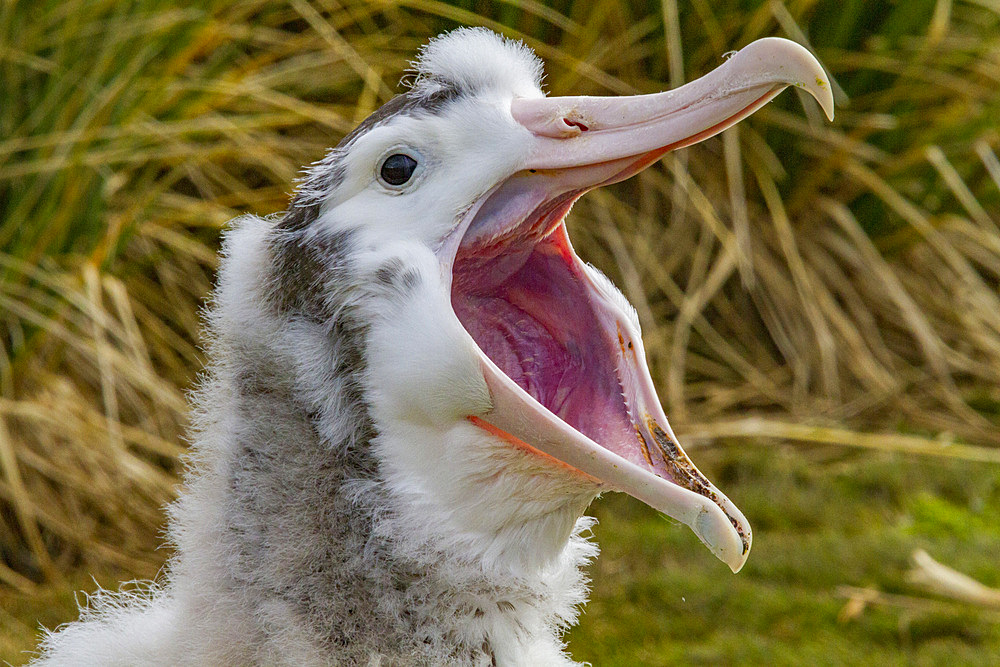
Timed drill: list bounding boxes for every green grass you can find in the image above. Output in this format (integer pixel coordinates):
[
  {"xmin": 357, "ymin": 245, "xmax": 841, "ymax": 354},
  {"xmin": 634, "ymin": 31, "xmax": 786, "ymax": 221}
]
[{"xmin": 566, "ymin": 445, "xmax": 1000, "ymax": 666}]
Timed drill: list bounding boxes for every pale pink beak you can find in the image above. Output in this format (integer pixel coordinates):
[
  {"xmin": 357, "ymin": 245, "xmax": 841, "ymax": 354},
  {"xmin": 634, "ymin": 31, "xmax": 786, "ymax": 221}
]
[
  {"xmin": 512, "ymin": 37, "xmax": 833, "ymax": 170},
  {"xmin": 452, "ymin": 37, "xmax": 833, "ymax": 573}
]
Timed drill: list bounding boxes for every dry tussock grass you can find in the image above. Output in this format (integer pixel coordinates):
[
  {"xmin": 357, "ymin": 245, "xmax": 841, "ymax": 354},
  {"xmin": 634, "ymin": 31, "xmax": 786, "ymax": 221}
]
[{"xmin": 2, "ymin": 0, "xmax": 998, "ymax": 585}]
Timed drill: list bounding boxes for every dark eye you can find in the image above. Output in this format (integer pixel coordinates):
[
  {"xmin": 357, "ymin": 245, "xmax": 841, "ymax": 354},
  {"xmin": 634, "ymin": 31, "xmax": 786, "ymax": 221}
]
[{"xmin": 379, "ymin": 153, "xmax": 418, "ymax": 186}]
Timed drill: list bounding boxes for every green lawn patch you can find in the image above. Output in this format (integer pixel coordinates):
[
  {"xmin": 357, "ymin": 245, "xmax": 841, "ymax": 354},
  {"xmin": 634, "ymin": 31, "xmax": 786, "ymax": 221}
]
[{"xmin": 568, "ymin": 445, "xmax": 1000, "ymax": 666}]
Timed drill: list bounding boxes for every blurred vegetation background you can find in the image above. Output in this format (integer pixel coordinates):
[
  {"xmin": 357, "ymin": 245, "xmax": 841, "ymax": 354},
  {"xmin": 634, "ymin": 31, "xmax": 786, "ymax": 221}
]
[{"xmin": 2, "ymin": 0, "xmax": 1000, "ymax": 664}]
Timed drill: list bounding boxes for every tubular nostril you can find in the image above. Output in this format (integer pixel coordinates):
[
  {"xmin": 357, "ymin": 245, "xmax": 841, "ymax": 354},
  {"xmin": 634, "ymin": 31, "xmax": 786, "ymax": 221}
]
[{"xmin": 562, "ymin": 118, "xmax": 589, "ymax": 132}]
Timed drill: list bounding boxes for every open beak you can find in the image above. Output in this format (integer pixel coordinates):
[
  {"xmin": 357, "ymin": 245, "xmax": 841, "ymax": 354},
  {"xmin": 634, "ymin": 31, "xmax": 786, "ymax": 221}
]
[{"xmin": 448, "ymin": 37, "xmax": 833, "ymax": 573}]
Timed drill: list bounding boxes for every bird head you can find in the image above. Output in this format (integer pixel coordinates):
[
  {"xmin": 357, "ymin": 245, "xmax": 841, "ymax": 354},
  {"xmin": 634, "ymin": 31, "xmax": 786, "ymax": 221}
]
[{"xmin": 287, "ymin": 28, "xmax": 833, "ymax": 574}]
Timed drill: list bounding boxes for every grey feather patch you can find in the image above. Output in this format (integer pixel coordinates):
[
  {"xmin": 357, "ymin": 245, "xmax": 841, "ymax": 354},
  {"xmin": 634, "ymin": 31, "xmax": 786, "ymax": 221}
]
[
  {"xmin": 266, "ymin": 224, "xmax": 356, "ymax": 323},
  {"xmin": 374, "ymin": 258, "xmax": 422, "ymax": 295}
]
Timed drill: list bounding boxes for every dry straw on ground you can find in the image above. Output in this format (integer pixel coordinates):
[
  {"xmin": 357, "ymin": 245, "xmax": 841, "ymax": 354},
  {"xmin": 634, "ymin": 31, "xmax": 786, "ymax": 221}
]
[{"xmin": 2, "ymin": 0, "xmax": 999, "ymax": 586}]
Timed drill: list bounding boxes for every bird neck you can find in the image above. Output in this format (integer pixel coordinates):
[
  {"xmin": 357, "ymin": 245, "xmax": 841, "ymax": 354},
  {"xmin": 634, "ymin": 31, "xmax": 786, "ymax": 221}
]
[{"xmin": 171, "ymin": 216, "xmax": 597, "ymax": 663}]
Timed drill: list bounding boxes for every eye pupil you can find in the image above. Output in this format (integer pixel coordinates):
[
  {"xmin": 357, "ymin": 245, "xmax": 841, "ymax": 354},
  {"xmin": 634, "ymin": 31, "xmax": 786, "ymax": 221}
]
[{"xmin": 380, "ymin": 153, "xmax": 418, "ymax": 186}]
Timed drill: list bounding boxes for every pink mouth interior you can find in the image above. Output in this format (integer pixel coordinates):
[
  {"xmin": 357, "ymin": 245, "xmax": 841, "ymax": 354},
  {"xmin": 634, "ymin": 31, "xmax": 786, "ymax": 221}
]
[{"xmin": 451, "ymin": 198, "xmax": 637, "ymax": 453}]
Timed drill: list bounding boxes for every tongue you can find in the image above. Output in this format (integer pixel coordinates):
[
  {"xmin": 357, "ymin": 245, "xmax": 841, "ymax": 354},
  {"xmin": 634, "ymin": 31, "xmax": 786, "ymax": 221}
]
[{"xmin": 453, "ymin": 237, "xmax": 635, "ymax": 454}]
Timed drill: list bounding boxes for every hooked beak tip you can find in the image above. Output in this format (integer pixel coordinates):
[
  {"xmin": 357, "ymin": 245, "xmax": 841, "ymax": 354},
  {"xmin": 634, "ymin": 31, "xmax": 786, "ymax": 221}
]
[
  {"xmin": 753, "ymin": 37, "xmax": 835, "ymax": 121},
  {"xmin": 690, "ymin": 495, "xmax": 753, "ymax": 573}
]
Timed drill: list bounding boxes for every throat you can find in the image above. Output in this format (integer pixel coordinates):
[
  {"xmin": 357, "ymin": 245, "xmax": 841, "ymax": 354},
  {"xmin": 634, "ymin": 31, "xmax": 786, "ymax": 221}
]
[
  {"xmin": 373, "ymin": 410, "xmax": 599, "ymax": 574},
  {"xmin": 356, "ymin": 418, "xmax": 601, "ymax": 663}
]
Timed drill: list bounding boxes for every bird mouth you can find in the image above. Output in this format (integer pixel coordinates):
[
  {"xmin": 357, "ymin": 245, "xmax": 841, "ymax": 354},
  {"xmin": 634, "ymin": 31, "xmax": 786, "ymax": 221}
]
[{"xmin": 439, "ymin": 38, "xmax": 833, "ymax": 573}]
